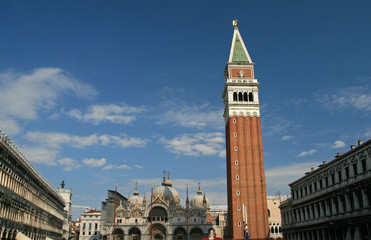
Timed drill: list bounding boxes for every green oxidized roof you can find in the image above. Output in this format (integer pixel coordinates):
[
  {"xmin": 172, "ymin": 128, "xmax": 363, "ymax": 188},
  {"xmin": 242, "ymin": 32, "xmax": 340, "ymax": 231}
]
[{"xmin": 232, "ymin": 35, "xmax": 249, "ymax": 63}]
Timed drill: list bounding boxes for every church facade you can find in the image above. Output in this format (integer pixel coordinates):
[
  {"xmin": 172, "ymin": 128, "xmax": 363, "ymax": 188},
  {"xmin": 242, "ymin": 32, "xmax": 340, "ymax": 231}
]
[{"xmin": 100, "ymin": 176, "xmax": 225, "ymax": 240}]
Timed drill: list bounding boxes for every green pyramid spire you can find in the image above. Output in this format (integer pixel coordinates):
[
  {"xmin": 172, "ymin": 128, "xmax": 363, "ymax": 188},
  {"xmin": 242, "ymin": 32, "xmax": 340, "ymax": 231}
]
[{"xmin": 232, "ymin": 35, "xmax": 249, "ymax": 62}]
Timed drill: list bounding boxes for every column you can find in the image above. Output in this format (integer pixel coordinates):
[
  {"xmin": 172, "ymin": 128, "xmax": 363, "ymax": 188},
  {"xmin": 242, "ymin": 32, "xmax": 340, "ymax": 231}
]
[
  {"xmin": 331, "ymin": 198, "xmax": 336, "ymax": 215},
  {"xmin": 354, "ymin": 225, "xmax": 361, "ymax": 240},
  {"xmin": 353, "ymin": 191, "xmax": 360, "ymax": 209},
  {"xmin": 345, "ymin": 226, "xmax": 351, "ymax": 240},
  {"xmin": 345, "ymin": 194, "xmax": 351, "ymax": 212},
  {"xmin": 361, "ymin": 189, "xmax": 369, "ymax": 207}
]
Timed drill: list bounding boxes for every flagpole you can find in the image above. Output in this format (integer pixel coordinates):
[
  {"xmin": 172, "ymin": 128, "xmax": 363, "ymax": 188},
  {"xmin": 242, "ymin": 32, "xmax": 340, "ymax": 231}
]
[
  {"xmin": 114, "ymin": 182, "xmax": 118, "ymax": 231},
  {"xmin": 186, "ymin": 184, "xmax": 189, "ymax": 235},
  {"xmin": 150, "ymin": 184, "xmax": 153, "ymax": 240}
]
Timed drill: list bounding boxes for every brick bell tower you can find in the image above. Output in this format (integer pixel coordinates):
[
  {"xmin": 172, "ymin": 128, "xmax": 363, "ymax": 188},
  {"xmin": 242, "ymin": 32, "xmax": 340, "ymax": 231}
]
[{"xmin": 222, "ymin": 21, "xmax": 269, "ymax": 240}]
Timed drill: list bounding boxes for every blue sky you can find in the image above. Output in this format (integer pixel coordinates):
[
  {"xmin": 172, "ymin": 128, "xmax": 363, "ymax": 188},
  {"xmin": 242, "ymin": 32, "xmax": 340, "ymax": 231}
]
[{"xmin": 1, "ymin": 1, "xmax": 370, "ymax": 219}]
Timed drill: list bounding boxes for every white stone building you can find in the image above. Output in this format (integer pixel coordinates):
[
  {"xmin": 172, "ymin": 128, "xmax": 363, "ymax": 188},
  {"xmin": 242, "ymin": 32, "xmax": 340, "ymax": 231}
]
[
  {"xmin": 280, "ymin": 139, "xmax": 371, "ymax": 240},
  {"xmin": 0, "ymin": 130, "xmax": 66, "ymax": 240},
  {"xmin": 57, "ymin": 185, "xmax": 73, "ymax": 240},
  {"xmin": 79, "ymin": 210, "xmax": 101, "ymax": 240},
  {"xmin": 267, "ymin": 195, "xmax": 288, "ymax": 239}
]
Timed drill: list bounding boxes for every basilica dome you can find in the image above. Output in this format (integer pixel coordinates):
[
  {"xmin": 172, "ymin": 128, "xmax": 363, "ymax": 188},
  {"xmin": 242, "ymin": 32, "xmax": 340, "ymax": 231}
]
[
  {"xmin": 190, "ymin": 186, "xmax": 209, "ymax": 209},
  {"xmin": 153, "ymin": 177, "xmax": 180, "ymax": 205},
  {"xmin": 128, "ymin": 187, "xmax": 144, "ymax": 207}
]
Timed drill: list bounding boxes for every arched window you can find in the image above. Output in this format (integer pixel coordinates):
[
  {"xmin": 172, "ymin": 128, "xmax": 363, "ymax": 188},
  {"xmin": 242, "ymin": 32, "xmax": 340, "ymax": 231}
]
[
  {"xmin": 275, "ymin": 226, "xmax": 278, "ymax": 233},
  {"xmin": 270, "ymin": 227, "xmax": 274, "ymax": 234},
  {"xmin": 238, "ymin": 92, "xmax": 243, "ymax": 101},
  {"xmin": 249, "ymin": 92, "xmax": 253, "ymax": 102},
  {"xmin": 268, "ymin": 209, "xmax": 270, "ymax": 217},
  {"xmin": 243, "ymin": 92, "xmax": 248, "ymax": 101},
  {"xmin": 233, "ymin": 92, "xmax": 237, "ymax": 101}
]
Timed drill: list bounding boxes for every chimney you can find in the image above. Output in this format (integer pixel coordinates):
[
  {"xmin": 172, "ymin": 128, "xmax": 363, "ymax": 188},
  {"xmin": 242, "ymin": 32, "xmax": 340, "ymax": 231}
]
[{"xmin": 358, "ymin": 139, "xmax": 363, "ymax": 146}]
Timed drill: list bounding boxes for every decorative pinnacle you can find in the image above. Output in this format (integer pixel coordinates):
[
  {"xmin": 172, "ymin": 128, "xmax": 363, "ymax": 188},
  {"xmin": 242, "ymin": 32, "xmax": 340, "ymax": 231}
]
[{"xmin": 233, "ymin": 19, "xmax": 238, "ymax": 27}]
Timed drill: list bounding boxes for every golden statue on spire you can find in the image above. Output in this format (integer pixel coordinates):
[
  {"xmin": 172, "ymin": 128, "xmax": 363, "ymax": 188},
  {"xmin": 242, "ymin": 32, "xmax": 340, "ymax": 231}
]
[{"xmin": 233, "ymin": 19, "xmax": 238, "ymax": 27}]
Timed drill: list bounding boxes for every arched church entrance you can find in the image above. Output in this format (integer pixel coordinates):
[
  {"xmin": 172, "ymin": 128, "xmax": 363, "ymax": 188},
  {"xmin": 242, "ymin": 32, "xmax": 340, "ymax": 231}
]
[
  {"xmin": 173, "ymin": 227, "xmax": 187, "ymax": 240},
  {"xmin": 129, "ymin": 227, "xmax": 141, "ymax": 240},
  {"xmin": 190, "ymin": 228, "xmax": 203, "ymax": 240},
  {"xmin": 112, "ymin": 228, "xmax": 124, "ymax": 240},
  {"xmin": 149, "ymin": 223, "xmax": 167, "ymax": 240}
]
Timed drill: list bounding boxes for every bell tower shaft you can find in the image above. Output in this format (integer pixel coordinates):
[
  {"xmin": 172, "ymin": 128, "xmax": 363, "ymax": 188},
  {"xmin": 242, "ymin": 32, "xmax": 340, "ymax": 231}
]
[{"xmin": 222, "ymin": 23, "xmax": 269, "ymax": 240}]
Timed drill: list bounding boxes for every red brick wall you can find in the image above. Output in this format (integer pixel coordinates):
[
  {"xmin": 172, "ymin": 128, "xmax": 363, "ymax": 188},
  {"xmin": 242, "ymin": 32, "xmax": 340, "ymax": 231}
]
[{"xmin": 225, "ymin": 116, "xmax": 269, "ymax": 240}]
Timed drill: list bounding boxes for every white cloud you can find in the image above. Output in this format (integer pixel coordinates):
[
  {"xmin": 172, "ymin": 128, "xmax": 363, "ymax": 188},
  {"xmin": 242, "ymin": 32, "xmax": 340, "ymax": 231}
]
[
  {"xmin": 58, "ymin": 158, "xmax": 81, "ymax": 171},
  {"xmin": 69, "ymin": 104, "xmax": 146, "ymax": 125},
  {"xmin": 134, "ymin": 164, "xmax": 143, "ymax": 169},
  {"xmin": 297, "ymin": 149, "xmax": 317, "ymax": 157},
  {"xmin": 102, "ymin": 164, "xmax": 132, "ymax": 170},
  {"xmin": 83, "ymin": 158, "xmax": 107, "ymax": 167},
  {"xmin": 160, "ymin": 132, "xmax": 225, "ymax": 157},
  {"xmin": 21, "ymin": 147, "xmax": 59, "ymax": 166},
  {"xmin": 281, "ymin": 135, "xmax": 293, "ymax": 141},
  {"xmin": 0, "ymin": 68, "xmax": 97, "ymax": 135},
  {"xmin": 332, "ymin": 140, "xmax": 346, "ymax": 149},
  {"xmin": 24, "ymin": 131, "xmax": 147, "ymax": 149},
  {"xmin": 319, "ymin": 86, "xmax": 371, "ymax": 112},
  {"xmin": 157, "ymin": 102, "xmax": 224, "ymax": 129},
  {"xmin": 265, "ymin": 161, "xmax": 322, "ymax": 195}
]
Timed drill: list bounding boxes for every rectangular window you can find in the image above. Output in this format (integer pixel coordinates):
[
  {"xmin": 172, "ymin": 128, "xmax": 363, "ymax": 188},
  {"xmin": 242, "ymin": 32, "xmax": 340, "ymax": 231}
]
[
  {"xmin": 309, "ymin": 184, "xmax": 312, "ymax": 193},
  {"xmin": 95, "ymin": 223, "xmax": 98, "ymax": 229},
  {"xmin": 89, "ymin": 223, "xmax": 92, "ymax": 230},
  {"xmin": 345, "ymin": 167, "xmax": 349, "ymax": 178},
  {"xmin": 314, "ymin": 182, "xmax": 317, "ymax": 191},
  {"xmin": 325, "ymin": 177, "xmax": 329, "ymax": 187},
  {"xmin": 82, "ymin": 232, "xmax": 85, "ymax": 236},
  {"xmin": 82, "ymin": 223, "xmax": 85, "ymax": 230},
  {"xmin": 320, "ymin": 180, "xmax": 323, "ymax": 189},
  {"xmin": 353, "ymin": 163, "xmax": 358, "ymax": 176}
]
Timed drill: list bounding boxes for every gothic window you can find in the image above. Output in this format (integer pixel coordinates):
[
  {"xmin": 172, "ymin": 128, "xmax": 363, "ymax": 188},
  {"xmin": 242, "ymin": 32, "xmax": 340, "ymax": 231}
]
[
  {"xmin": 238, "ymin": 92, "xmax": 243, "ymax": 101},
  {"xmin": 234, "ymin": 146, "xmax": 238, "ymax": 151},
  {"xmin": 236, "ymin": 175, "xmax": 239, "ymax": 180},
  {"xmin": 249, "ymin": 92, "xmax": 253, "ymax": 102},
  {"xmin": 233, "ymin": 132, "xmax": 237, "ymax": 137},
  {"xmin": 243, "ymin": 92, "xmax": 248, "ymax": 101},
  {"xmin": 235, "ymin": 160, "xmax": 238, "ymax": 165},
  {"xmin": 233, "ymin": 92, "xmax": 237, "ymax": 101},
  {"xmin": 236, "ymin": 190, "xmax": 240, "ymax": 195},
  {"xmin": 270, "ymin": 227, "xmax": 274, "ymax": 233},
  {"xmin": 268, "ymin": 209, "xmax": 270, "ymax": 217},
  {"xmin": 233, "ymin": 119, "xmax": 236, "ymax": 123}
]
